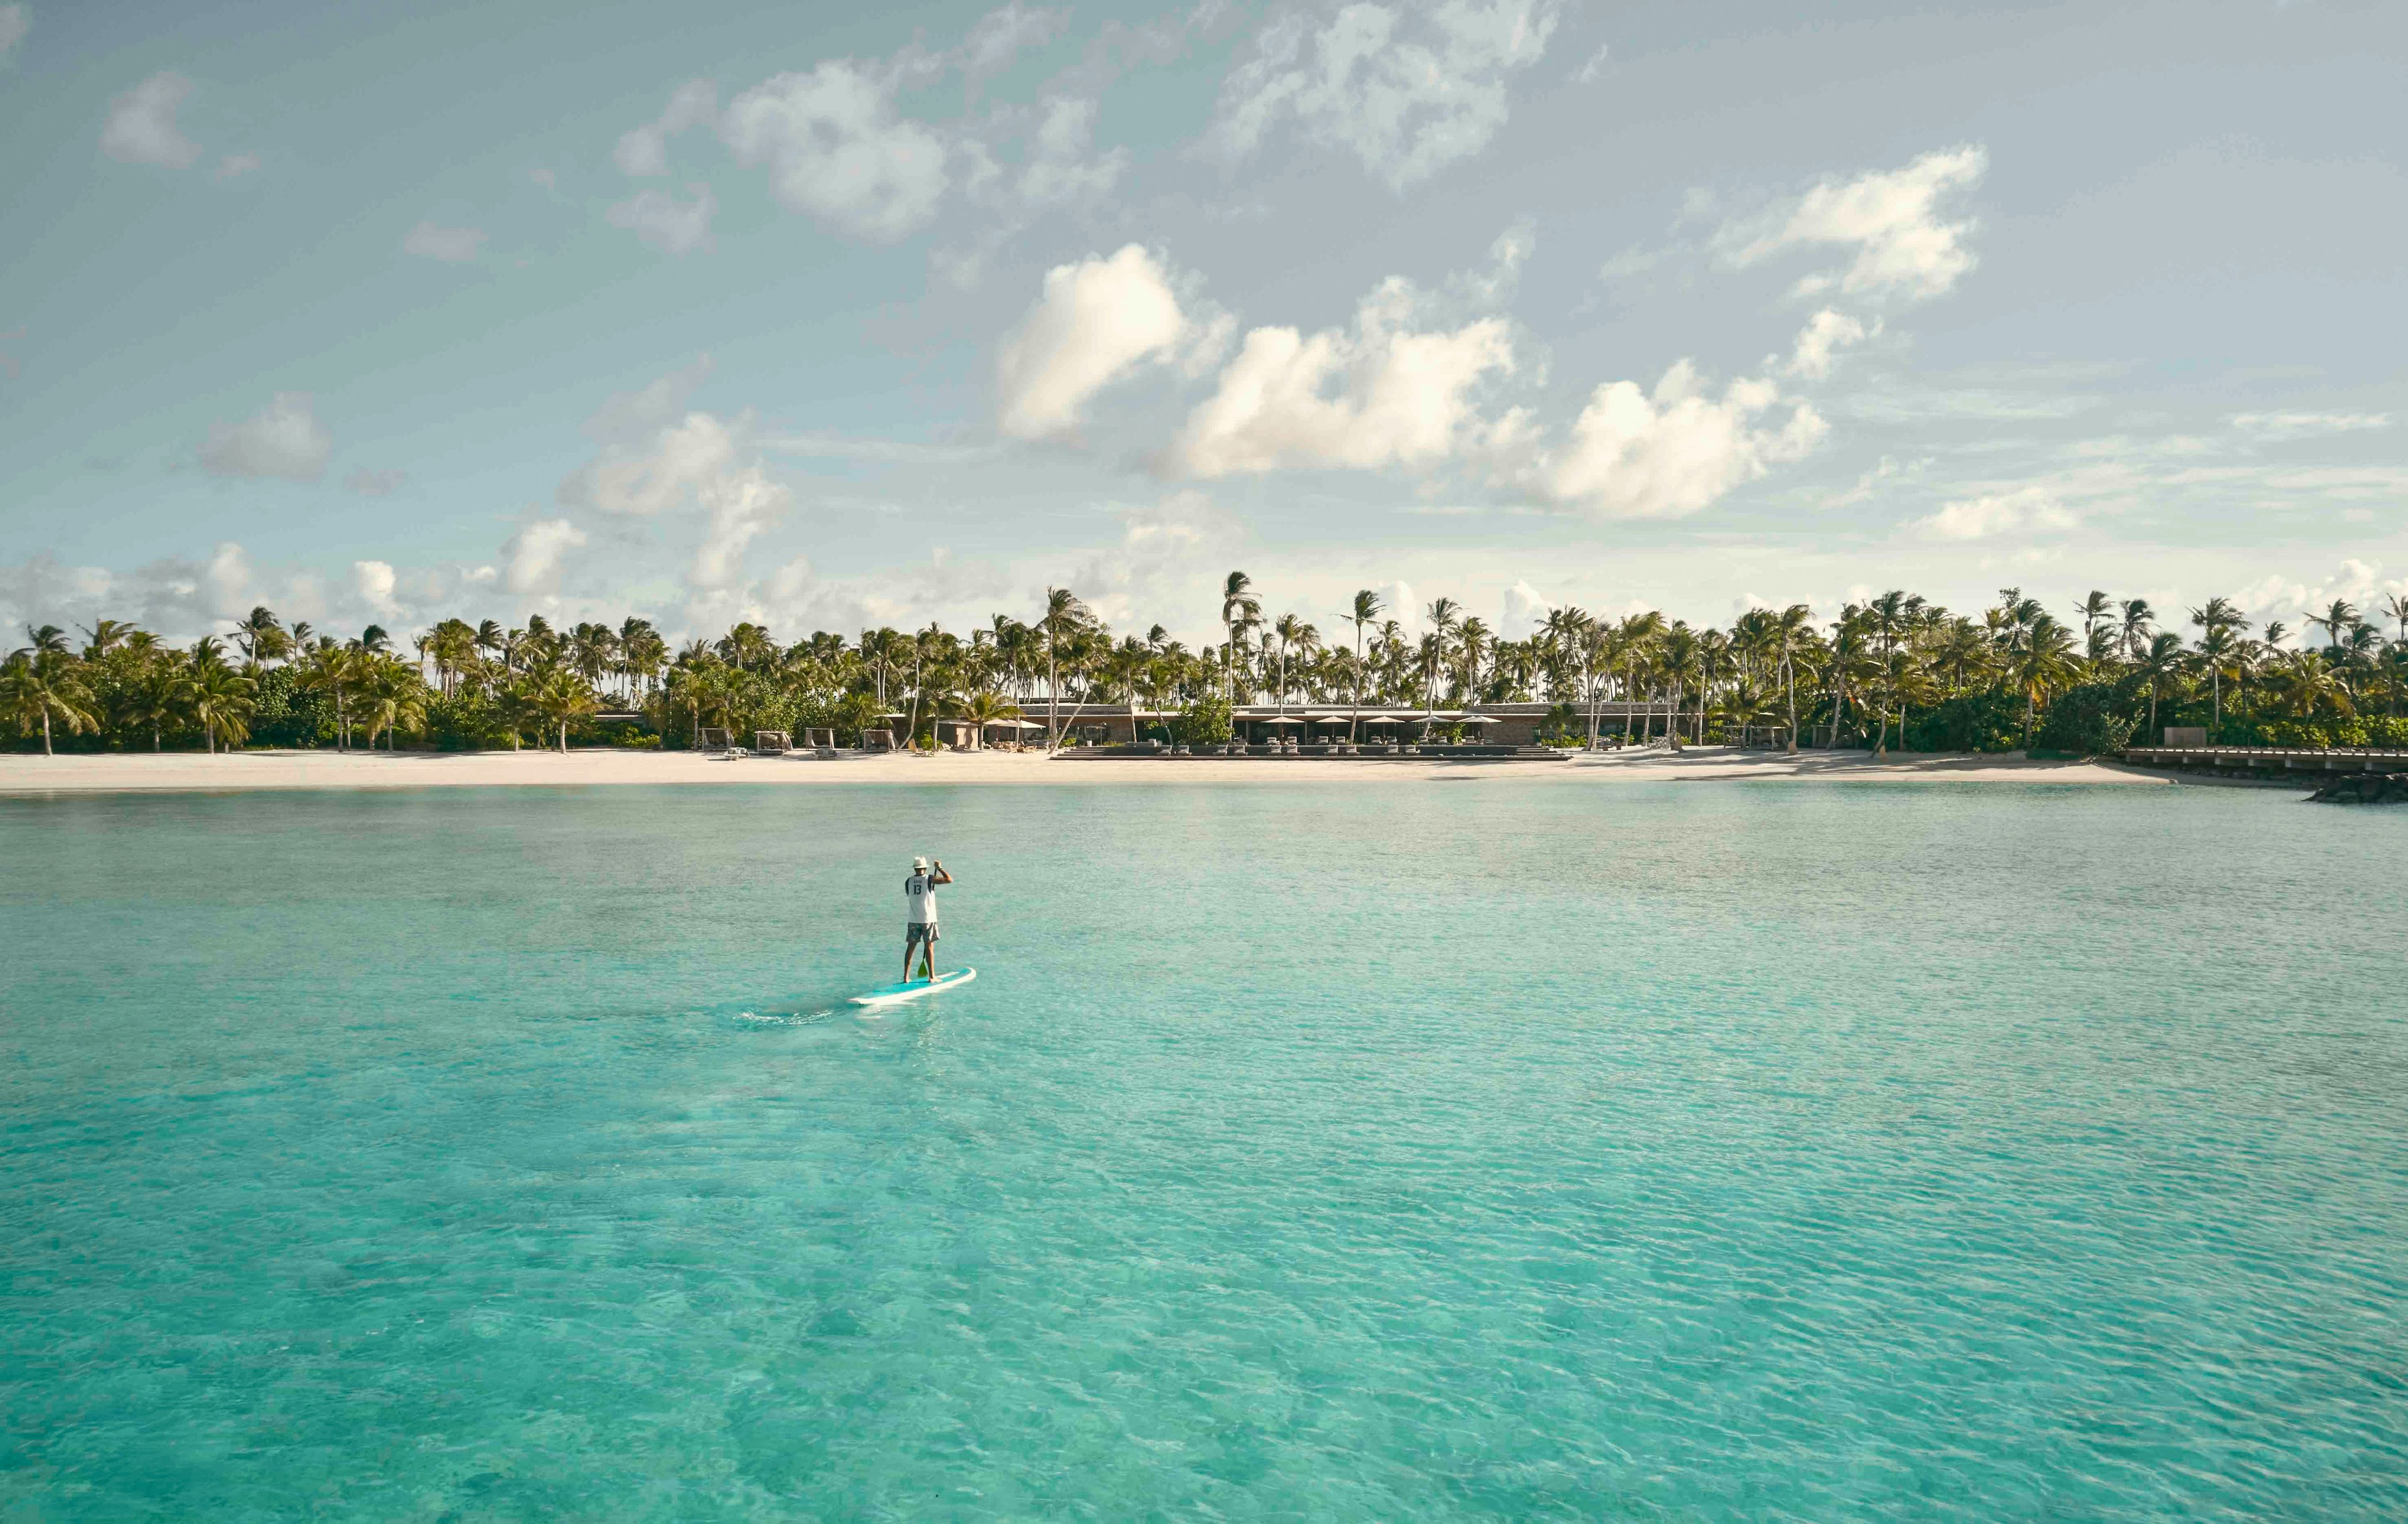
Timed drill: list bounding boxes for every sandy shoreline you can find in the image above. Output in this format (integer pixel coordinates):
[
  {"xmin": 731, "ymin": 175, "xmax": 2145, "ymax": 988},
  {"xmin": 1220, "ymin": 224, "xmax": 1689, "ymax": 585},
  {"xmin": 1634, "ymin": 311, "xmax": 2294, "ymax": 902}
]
[{"xmin": 0, "ymin": 746, "xmax": 2201, "ymax": 795}]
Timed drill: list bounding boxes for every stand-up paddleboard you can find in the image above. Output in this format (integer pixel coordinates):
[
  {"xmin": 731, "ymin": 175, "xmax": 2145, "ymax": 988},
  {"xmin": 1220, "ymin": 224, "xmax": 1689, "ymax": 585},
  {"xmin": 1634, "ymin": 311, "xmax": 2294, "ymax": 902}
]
[{"xmin": 850, "ymin": 967, "xmax": 977, "ymax": 1007}]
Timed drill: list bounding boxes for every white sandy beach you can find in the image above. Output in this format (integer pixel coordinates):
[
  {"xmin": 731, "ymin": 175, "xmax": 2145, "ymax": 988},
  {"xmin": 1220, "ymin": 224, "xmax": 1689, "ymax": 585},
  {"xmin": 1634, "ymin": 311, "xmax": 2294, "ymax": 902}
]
[{"xmin": 0, "ymin": 746, "xmax": 2195, "ymax": 794}]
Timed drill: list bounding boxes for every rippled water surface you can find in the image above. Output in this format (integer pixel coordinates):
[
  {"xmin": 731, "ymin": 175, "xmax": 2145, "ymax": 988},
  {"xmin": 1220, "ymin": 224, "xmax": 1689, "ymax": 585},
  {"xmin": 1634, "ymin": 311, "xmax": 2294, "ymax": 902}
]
[{"xmin": 4, "ymin": 779, "xmax": 2406, "ymax": 1519}]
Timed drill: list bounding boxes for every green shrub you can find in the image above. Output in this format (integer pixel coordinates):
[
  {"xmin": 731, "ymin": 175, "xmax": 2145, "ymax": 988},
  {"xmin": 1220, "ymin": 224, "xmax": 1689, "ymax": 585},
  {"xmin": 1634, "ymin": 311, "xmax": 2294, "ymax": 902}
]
[
  {"xmin": 2034, "ymin": 682, "xmax": 2140, "ymax": 757},
  {"xmin": 1906, "ymin": 687, "xmax": 2026, "ymax": 753},
  {"xmin": 1536, "ymin": 702, "xmax": 1583, "ymax": 746},
  {"xmin": 1171, "ymin": 695, "xmax": 1233, "ymax": 745}
]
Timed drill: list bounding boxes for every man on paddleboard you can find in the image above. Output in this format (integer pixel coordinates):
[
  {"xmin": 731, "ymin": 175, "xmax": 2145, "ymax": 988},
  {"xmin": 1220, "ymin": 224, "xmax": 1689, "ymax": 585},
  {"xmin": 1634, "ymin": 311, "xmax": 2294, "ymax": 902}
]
[{"xmin": 902, "ymin": 856, "xmax": 952, "ymax": 982}]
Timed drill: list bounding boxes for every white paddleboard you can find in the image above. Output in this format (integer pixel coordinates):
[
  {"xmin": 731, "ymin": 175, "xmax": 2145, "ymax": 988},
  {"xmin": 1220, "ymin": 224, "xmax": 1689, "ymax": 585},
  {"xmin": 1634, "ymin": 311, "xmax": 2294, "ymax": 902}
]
[{"xmin": 849, "ymin": 967, "xmax": 977, "ymax": 1007}]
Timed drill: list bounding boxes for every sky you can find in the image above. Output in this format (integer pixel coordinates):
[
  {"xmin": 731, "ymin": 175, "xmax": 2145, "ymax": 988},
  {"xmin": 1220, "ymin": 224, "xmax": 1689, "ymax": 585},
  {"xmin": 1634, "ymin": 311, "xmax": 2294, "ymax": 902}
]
[{"xmin": 2, "ymin": 0, "xmax": 2404, "ymax": 648}]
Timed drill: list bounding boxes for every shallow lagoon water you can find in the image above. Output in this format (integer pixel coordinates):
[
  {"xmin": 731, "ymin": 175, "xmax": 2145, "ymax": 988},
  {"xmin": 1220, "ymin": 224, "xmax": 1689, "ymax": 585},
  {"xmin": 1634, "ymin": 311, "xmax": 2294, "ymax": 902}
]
[{"xmin": 4, "ymin": 778, "xmax": 2405, "ymax": 1518}]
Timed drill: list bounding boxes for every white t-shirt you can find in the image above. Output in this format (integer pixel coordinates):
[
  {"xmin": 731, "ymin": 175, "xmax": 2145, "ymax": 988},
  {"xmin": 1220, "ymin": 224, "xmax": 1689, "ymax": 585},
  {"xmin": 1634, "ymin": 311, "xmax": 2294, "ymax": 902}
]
[{"xmin": 905, "ymin": 872, "xmax": 939, "ymax": 925}]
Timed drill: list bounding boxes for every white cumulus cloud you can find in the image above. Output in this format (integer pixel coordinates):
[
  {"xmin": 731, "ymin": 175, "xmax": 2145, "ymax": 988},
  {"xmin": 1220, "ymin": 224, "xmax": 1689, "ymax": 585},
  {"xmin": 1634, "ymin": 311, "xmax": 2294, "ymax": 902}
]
[
  {"xmin": 0, "ymin": 4, "xmax": 29, "ymax": 64},
  {"xmin": 690, "ymin": 468, "xmax": 791, "ymax": 590},
  {"xmin": 403, "ymin": 221, "xmax": 487, "ymax": 263},
  {"xmin": 720, "ymin": 61, "xmax": 949, "ymax": 239},
  {"xmin": 568, "ymin": 410, "xmax": 740, "ymax": 517},
  {"xmin": 997, "ymin": 244, "xmax": 1193, "ymax": 439},
  {"xmin": 1168, "ymin": 278, "xmax": 1518, "ymax": 476},
  {"xmin": 504, "ymin": 519, "xmax": 586, "ymax": 593},
  {"xmin": 606, "ymin": 184, "xmax": 717, "ymax": 255},
  {"xmin": 1910, "ymin": 485, "xmax": 2078, "ymax": 542},
  {"xmin": 200, "ymin": 392, "xmax": 332, "ymax": 481},
  {"xmin": 352, "ymin": 559, "xmax": 399, "ymax": 615},
  {"xmin": 1214, "ymin": 0, "xmax": 1561, "ymax": 191},
  {"xmin": 1538, "ymin": 361, "xmax": 1826, "ymax": 518},
  {"xmin": 1729, "ymin": 145, "xmax": 1987, "ymax": 302},
  {"xmin": 101, "ymin": 71, "xmax": 202, "ymax": 169},
  {"xmin": 616, "ymin": 79, "xmax": 717, "ymax": 176}
]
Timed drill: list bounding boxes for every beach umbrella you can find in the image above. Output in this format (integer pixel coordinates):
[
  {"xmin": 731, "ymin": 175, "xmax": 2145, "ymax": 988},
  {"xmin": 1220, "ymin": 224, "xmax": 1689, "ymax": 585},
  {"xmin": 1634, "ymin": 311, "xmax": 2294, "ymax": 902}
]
[
  {"xmin": 1311, "ymin": 715, "xmax": 1352, "ymax": 726},
  {"xmin": 1260, "ymin": 715, "xmax": 1303, "ymax": 726},
  {"xmin": 1455, "ymin": 714, "xmax": 1501, "ymax": 725}
]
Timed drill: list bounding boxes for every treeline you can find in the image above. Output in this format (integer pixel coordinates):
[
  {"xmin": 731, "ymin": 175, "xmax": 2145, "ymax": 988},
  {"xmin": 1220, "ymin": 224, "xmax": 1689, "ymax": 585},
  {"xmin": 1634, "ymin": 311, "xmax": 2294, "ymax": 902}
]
[{"xmin": 6, "ymin": 579, "xmax": 2406, "ymax": 755}]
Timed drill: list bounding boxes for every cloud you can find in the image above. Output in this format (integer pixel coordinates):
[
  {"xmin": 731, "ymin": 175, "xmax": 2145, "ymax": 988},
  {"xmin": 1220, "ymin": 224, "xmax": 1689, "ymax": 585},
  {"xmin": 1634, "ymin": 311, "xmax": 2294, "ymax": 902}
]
[
  {"xmin": 606, "ymin": 184, "xmax": 717, "ymax": 255},
  {"xmin": 346, "ymin": 467, "xmax": 407, "ymax": 497},
  {"xmin": 1910, "ymin": 486, "xmax": 2078, "ymax": 542},
  {"xmin": 1728, "ymin": 145, "xmax": 1987, "ymax": 302},
  {"xmin": 690, "ymin": 467, "xmax": 791, "ymax": 590},
  {"xmin": 961, "ymin": 3, "xmax": 1069, "ymax": 76},
  {"xmin": 1458, "ymin": 216, "xmax": 1535, "ymax": 307},
  {"xmin": 1213, "ymin": 0, "xmax": 1560, "ymax": 191},
  {"xmin": 101, "ymin": 71, "xmax": 201, "ymax": 169},
  {"xmin": 504, "ymin": 518, "xmax": 586, "ymax": 593},
  {"xmin": 566, "ymin": 410, "xmax": 740, "ymax": 517},
  {"xmin": 584, "ymin": 354, "xmax": 714, "ymax": 443},
  {"xmin": 2234, "ymin": 560, "xmax": 2406, "ymax": 636},
  {"xmin": 1500, "ymin": 578, "xmax": 1547, "ymax": 637},
  {"xmin": 352, "ymin": 559, "xmax": 399, "ymax": 616},
  {"xmin": 1168, "ymin": 277, "xmax": 1518, "ymax": 476},
  {"xmin": 2230, "ymin": 411, "xmax": 2392, "ymax": 441},
  {"xmin": 720, "ymin": 61, "xmax": 949, "ymax": 239},
  {"xmin": 214, "ymin": 152, "xmax": 258, "ymax": 180},
  {"xmin": 1784, "ymin": 308, "xmax": 1872, "ymax": 380},
  {"xmin": 996, "ymin": 244, "xmax": 1193, "ymax": 439},
  {"xmin": 616, "ymin": 79, "xmax": 717, "ymax": 176},
  {"xmin": 939, "ymin": 92, "xmax": 1128, "ymax": 285},
  {"xmin": 1538, "ymin": 360, "xmax": 1827, "ymax": 518},
  {"xmin": 203, "ymin": 542, "xmax": 250, "ymax": 617},
  {"xmin": 557, "ymin": 370, "xmax": 796, "ymax": 593},
  {"xmin": 0, "ymin": 5, "xmax": 27, "ymax": 65},
  {"xmin": 1574, "ymin": 41, "xmax": 1608, "ymax": 84},
  {"xmin": 1063, "ymin": 490, "xmax": 1244, "ymax": 631},
  {"xmin": 403, "ymin": 221, "xmax": 487, "ymax": 263},
  {"xmin": 995, "ymin": 94, "xmax": 1125, "ymax": 209},
  {"xmin": 200, "ymin": 392, "xmax": 332, "ymax": 481}
]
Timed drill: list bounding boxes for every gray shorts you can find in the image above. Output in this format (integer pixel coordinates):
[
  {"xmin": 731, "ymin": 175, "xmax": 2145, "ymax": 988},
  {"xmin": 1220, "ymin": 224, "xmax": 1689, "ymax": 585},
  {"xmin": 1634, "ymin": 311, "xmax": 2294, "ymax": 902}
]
[{"xmin": 906, "ymin": 922, "xmax": 939, "ymax": 947}]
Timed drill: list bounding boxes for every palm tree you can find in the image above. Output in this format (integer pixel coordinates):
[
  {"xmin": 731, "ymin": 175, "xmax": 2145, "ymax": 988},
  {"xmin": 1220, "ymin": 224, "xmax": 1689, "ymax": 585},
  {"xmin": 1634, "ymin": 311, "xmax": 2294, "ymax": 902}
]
[
  {"xmin": 1420, "ymin": 597, "xmax": 1460, "ymax": 722},
  {"xmin": 181, "ymin": 656, "xmax": 258, "ymax": 754},
  {"xmin": 120, "ymin": 653, "xmax": 183, "ymax": 752},
  {"xmin": 360, "ymin": 654, "xmax": 429, "ymax": 749},
  {"xmin": 2006, "ymin": 613, "xmax": 2081, "ymax": 747},
  {"xmin": 2270, "ymin": 651, "xmax": 2353, "ymax": 722},
  {"xmin": 1771, "ymin": 602, "xmax": 1813, "ymax": 752},
  {"xmin": 2193, "ymin": 624, "xmax": 2241, "ymax": 735},
  {"xmin": 229, "ymin": 606, "xmax": 285, "ymax": 669},
  {"xmin": 525, "ymin": 665, "xmax": 598, "ymax": 753},
  {"xmin": 1, "ymin": 647, "xmax": 97, "ymax": 755},
  {"xmin": 2073, "ymin": 591, "xmax": 2111, "ymax": 649},
  {"xmin": 80, "ymin": 618, "xmax": 139, "ymax": 661},
  {"xmin": 1037, "ymin": 589, "xmax": 1090, "ymax": 752},
  {"xmin": 297, "ymin": 642, "xmax": 359, "ymax": 749},
  {"xmin": 2116, "ymin": 598, "xmax": 2155, "ymax": 662},
  {"xmin": 1659, "ymin": 623, "xmax": 1701, "ymax": 751},
  {"xmin": 1346, "ymin": 589, "xmax": 1382, "ymax": 740},
  {"xmin": 2307, "ymin": 599, "xmax": 2359, "ymax": 654},
  {"xmin": 1219, "ymin": 571, "xmax": 1259, "ymax": 706},
  {"xmin": 2132, "ymin": 631, "xmax": 2185, "ymax": 740}
]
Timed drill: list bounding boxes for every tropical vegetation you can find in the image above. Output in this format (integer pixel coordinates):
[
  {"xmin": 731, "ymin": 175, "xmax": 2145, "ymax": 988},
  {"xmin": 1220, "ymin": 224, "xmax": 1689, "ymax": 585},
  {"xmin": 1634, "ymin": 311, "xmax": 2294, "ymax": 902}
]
[{"xmin": 8, "ymin": 584, "xmax": 2407, "ymax": 756}]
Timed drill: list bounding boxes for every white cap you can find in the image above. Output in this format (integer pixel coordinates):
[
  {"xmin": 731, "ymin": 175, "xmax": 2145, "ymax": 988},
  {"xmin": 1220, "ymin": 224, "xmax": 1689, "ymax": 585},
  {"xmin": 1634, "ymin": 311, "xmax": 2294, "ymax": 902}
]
[{"xmin": 913, "ymin": 856, "xmax": 929, "ymax": 873}]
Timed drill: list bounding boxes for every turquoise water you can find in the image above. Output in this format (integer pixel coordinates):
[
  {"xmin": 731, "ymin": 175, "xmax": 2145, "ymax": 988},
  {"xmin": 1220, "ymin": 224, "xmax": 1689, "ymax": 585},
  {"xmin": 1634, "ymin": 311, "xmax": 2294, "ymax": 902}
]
[{"xmin": 4, "ymin": 779, "xmax": 2406, "ymax": 1519}]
